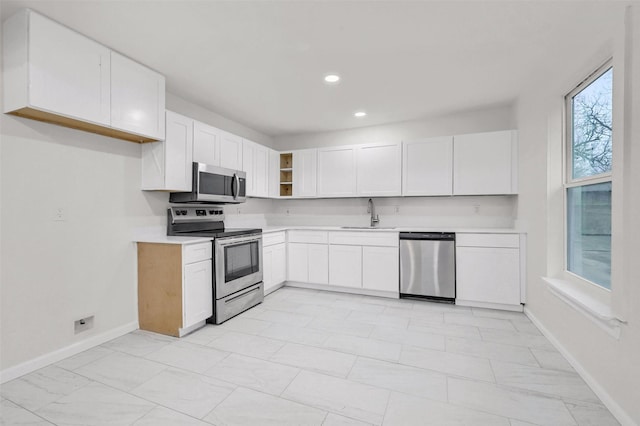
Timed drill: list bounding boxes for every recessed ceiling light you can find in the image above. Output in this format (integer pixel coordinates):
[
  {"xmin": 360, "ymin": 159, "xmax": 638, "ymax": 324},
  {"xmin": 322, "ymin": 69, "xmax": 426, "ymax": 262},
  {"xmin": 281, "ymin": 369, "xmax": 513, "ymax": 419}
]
[
  {"xmin": 324, "ymin": 74, "xmax": 341, "ymax": 84},
  {"xmin": 354, "ymin": 111, "xmax": 367, "ymax": 118}
]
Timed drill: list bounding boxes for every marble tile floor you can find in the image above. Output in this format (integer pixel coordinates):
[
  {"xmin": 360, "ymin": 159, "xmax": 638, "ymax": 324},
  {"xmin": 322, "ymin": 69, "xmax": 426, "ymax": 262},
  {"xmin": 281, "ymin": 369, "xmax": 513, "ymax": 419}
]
[{"xmin": 0, "ymin": 287, "xmax": 620, "ymax": 426}]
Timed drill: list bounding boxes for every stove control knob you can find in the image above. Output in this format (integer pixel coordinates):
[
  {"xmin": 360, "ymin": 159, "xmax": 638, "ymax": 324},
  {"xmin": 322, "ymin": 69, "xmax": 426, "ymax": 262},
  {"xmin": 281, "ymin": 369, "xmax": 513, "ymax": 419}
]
[
  {"xmin": 175, "ymin": 210, "xmax": 182, "ymax": 216},
  {"xmin": 181, "ymin": 210, "xmax": 188, "ymax": 215}
]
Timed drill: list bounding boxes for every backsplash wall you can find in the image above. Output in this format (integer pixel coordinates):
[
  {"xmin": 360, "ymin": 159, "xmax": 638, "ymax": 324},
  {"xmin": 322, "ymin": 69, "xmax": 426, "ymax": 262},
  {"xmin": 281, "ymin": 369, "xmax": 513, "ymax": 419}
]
[{"xmin": 265, "ymin": 195, "xmax": 517, "ymax": 228}]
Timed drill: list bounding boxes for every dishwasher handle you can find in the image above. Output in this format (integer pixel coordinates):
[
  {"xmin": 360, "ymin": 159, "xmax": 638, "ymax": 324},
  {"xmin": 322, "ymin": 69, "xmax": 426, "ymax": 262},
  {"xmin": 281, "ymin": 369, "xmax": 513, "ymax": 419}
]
[{"xmin": 399, "ymin": 232, "xmax": 455, "ymax": 241}]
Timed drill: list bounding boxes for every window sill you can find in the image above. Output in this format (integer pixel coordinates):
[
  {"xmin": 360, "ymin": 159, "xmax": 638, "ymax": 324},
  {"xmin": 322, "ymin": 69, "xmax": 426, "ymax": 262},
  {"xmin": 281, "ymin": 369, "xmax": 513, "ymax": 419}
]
[{"xmin": 543, "ymin": 277, "xmax": 624, "ymax": 339}]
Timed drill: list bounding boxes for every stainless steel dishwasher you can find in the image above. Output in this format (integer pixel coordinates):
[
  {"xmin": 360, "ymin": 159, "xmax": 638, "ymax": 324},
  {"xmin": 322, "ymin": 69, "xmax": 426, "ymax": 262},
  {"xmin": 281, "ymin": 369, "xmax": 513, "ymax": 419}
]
[{"xmin": 399, "ymin": 232, "xmax": 456, "ymax": 302}]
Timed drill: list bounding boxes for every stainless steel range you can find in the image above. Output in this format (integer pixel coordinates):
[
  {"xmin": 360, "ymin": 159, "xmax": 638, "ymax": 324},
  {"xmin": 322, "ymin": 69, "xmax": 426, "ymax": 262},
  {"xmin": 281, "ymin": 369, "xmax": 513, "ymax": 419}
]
[{"xmin": 167, "ymin": 206, "xmax": 263, "ymax": 324}]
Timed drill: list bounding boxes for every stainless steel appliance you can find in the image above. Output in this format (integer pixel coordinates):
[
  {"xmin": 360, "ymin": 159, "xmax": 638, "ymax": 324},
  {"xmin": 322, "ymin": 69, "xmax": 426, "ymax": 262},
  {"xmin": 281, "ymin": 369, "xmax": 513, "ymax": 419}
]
[
  {"xmin": 169, "ymin": 162, "xmax": 247, "ymax": 204},
  {"xmin": 167, "ymin": 205, "xmax": 263, "ymax": 323},
  {"xmin": 400, "ymin": 232, "xmax": 456, "ymax": 302}
]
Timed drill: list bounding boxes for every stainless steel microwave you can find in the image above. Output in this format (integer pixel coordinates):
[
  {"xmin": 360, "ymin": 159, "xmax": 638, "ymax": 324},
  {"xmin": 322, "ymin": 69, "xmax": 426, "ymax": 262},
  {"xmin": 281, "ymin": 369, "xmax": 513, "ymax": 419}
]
[{"xmin": 169, "ymin": 162, "xmax": 246, "ymax": 204}]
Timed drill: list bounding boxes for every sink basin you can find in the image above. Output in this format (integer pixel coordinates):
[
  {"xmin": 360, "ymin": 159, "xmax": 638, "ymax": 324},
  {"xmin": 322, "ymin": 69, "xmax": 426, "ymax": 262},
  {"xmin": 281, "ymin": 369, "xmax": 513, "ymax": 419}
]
[{"xmin": 340, "ymin": 226, "xmax": 396, "ymax": 230}]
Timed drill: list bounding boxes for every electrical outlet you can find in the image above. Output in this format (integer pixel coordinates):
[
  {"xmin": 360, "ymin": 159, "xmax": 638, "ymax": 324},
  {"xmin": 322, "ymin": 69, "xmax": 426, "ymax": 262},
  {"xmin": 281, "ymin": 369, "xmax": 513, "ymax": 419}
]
[
  {"xmin": 473, "ymin": 204, "xmax": 481, "ymax": 214},
  {"xmin": 394, "ymin": 206, "xmax": 400, "ymax": 214},
  {"xmin": 74, "ymin": 315, "xmax": 94, "ymax": 334},
  {"xmin": 286, "ymin": 209, "xmax": 290, "ymax": 215},
  {"xmin": 53, "ymin": 207, "xmax": 66, "ymax": 221},
  {"xmin": 236, "ymin": 207, "xmax": 242, "ymax": 214}
]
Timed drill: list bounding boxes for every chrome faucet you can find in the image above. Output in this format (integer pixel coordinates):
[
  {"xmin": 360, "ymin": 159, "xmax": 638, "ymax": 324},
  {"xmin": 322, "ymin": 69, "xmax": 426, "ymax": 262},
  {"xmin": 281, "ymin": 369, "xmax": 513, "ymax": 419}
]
[{"xmin": 367, "ymin": 198, "xmax": 380, "ymax": 228}]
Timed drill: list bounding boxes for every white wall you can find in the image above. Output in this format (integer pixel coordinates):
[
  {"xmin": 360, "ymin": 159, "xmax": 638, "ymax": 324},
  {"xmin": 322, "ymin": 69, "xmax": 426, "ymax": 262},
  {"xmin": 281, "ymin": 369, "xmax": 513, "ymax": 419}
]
[
  {"xmin": 274, "ymin": 104, "xmax": 515, "ymax": 150},
  {"xmin": 516, "ymin": 6, "xmax": 640, "ymax": 424},
  {"xmin": 269, "ymin": 196, "xmax": 516, "ymax": 229},
  {"xmin": 0, "ymin": 87, "xmax": 272, "ymax": 375},
  {"xmin": 166, "ymin": 93, "xmax": 275, "ymax": 149}
]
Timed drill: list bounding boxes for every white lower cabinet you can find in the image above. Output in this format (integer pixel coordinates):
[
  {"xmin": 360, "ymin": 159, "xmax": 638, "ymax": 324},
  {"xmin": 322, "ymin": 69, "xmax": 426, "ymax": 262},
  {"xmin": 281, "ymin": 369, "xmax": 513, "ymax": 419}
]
[
  {"xmin": 263, "ymin": 241, "xmax": 286, "ymax": 294},
  {"xmin": 455, "ymin": 233, "xmax": 523, "ymax": 310},
  {"xmin": 308, "ymin": 244, "xmax": 329, "ymax": 284},
  {"xmin": 137, "ymin": 241, "xmax": 212, "ymax": 337},
  {"xmin": 329, "ymin": 245, "xmax": 362, "ymax": 288},
  {"xmin": 183, "ymin": 260, "xmax": 213, "ymax": 328},
  {"xmin": 287, "ymin": 242, "xmax": 328, "ymax": 285},
  {"xmin": 287, "ymin": 242, "xmax": 308, "ymax": 282},
  {"xmin": 362, "ymin": 246, "xmax": 399, "ymax": 292}
]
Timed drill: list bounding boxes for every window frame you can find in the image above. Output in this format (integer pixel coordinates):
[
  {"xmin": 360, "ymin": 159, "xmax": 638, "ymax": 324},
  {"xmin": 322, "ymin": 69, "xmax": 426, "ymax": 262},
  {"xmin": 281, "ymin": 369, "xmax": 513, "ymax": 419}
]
[{"xmin": 563, "ymin": 59, "xmax": 613, "ymax": 291}]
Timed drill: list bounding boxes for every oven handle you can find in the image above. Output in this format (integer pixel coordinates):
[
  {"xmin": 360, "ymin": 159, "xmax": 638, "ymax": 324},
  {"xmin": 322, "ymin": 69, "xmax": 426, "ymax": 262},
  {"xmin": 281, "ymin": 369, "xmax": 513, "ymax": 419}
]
[{"xmin": 215, "ymin": 234, "xmax": 262, "ymax": 247}]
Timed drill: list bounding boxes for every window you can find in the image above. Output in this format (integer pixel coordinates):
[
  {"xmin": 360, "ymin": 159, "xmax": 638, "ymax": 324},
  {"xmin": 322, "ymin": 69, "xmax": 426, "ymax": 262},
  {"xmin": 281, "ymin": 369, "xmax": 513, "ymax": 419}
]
[{"xmin": 565, "ymin": 63, "xmax": 612, "ymax": 289}]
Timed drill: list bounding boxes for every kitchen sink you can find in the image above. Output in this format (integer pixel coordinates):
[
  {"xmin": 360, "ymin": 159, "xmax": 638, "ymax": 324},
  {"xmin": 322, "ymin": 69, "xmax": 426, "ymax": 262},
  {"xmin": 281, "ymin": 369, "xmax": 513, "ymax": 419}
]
[{"xmin": 340, "ymin": 226, "xmax": 396, "ymax": 230}]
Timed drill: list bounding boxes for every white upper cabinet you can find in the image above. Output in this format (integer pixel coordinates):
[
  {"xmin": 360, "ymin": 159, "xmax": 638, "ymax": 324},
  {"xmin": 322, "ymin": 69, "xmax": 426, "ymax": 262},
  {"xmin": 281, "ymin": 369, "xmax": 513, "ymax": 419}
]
[
  {"xmin": 402, "ymin": 136, "xmax": 453, "ymax": 196},
  {"xmin": 356, "ymin": 142, "xmax": 402, "ymax": 196},
  {"xmin": 110, "ymin": 52, "xmax": 165, "ymax": 140},
  {"xmin": 453, "ymin": 130, "xmax": 518, "ymax": 195},
  {"xmin": 317, "ymin": 146, "xmax": 357, "ymax": 197},
  {"xmin": 219, "ymin": 131, "xmax": 243, "ymax": 170},
  {"xmin": 141, "ymin": 110, "xmax": 193, "ymax": 191},
  {"xmin": 269, "ymin": 149, "xmax": 281, "ymax": 198},
  {"xmin": 3, "ymin": 9, "xmax": 165, "ymax": 143},
  {"xmin": 4, "ymin": 9, "xmax": 110, "ymax": 125},
  {"xmin": 293, "ymin": 149, "xmax": 317, "ymax": 197},
  {"xmin": 242, "ymin": 139, "xmax": 269, "ymax": 198},
  {"xmin": 192, "ymin": 121, "xmax": 221, "ymax": 166},
  {"xmin": 242, "ymin": 140, "xmax": 255, "ymax": 196}
]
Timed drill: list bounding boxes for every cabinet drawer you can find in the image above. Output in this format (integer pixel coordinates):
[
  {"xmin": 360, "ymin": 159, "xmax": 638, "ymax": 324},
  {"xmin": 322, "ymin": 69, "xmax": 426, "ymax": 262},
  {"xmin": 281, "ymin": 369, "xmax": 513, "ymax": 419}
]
[
  {"xmin": 288, "ymin": 230, "xmax": 329, "ymax": 244},
  {"xmin": 329, "ymin": 231, "xmax": 399, "ymax": 247},
  {"xmin": 183, "ymin": 242, "xmax": 212, "ymax": 264},
  {"xmin": 456, "ymin": 233, "xmax": 519, "ymax": 248},
  {"xmin": 263, "ymin": 231, "xmax": 286, "ymax": 247}
]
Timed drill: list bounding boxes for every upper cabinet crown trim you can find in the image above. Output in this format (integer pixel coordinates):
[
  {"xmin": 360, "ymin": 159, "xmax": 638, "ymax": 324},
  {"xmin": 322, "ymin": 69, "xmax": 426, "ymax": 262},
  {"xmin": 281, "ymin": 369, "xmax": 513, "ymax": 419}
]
[{"xmin": 3, "ymin": 8, "xmax": 166, "ymax": 143}]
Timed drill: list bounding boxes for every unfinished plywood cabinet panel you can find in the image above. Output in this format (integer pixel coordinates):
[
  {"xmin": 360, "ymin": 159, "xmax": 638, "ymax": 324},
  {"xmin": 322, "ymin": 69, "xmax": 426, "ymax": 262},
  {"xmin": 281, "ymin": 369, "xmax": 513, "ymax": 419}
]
[
  {"xmin": 137, "ymin": 241, "xmax": 212, "ymax": 337},
  {"xmin": 137, "ymin": 243, "xmax": 183, "ymax": 337}
]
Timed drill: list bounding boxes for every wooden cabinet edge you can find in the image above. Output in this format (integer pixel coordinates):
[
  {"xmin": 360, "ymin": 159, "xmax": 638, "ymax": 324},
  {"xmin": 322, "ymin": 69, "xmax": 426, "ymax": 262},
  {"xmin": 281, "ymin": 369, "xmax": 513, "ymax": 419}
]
[{"xmin": 7, "ymin": 107, "xmax": 162, "ymax": 143}]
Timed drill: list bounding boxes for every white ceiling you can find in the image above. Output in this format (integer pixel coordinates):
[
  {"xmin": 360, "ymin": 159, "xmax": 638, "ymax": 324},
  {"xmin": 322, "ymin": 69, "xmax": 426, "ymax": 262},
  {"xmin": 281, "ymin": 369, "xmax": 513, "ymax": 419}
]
[{"xmin": 0, "ymin": 1, "xmax": 630, "ymax": 137}]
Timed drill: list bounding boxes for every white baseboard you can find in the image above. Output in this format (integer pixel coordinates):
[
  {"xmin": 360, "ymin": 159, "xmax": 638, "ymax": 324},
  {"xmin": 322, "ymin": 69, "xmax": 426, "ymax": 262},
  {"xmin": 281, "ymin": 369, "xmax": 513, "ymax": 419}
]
[
  {"xmin": 524, "ymin": 308, "xmax": 637, "ymax": 426},
  {"xmin": 0, "ymin": 321, "xmax": 139, "ymax": 384},
  {"xmin": 285, "ymin": 281, "xmax": 399, "ymax": 299},
  {"xmin": 455, "ymin": 299, "xmax": 523, "ymax": 312}
]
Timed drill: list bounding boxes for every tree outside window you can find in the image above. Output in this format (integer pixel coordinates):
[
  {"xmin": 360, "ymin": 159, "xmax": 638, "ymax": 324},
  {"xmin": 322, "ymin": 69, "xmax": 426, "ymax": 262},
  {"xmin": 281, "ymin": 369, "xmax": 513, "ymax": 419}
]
[{"xmin": 566, "ymin": 64, "xmax": 612, "ymax": 289}]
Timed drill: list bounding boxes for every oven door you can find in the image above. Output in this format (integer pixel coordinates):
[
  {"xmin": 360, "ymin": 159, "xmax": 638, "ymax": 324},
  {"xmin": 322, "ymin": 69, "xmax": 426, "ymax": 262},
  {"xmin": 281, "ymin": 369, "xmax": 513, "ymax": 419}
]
[{"xmin": 214, "ymin": 234, "xmax": 262, "ymax": 299}]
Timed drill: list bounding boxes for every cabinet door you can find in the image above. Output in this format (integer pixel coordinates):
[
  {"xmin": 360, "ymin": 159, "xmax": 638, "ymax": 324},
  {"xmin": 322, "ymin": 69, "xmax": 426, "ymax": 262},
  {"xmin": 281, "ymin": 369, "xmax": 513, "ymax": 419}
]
[
  {"xmin": 456, "ymin": 247, "xmax": 520, "ymax": 306},
  {"xmin": 272, "ymin": 243, "xmax": 287, "ymax": 285},
  {"xmin": 293, "ymin": 149, "xmax": 317, "ymax": 197},
  {"xmin": 362, "ymin": 247, "xmax": 399, "ymax": 292},
  {"xmin": 317, "ymin": 147, "xmax": 357, "ymax": 197},
  {"xmin": 403, "ymin": 137, "xmax": 453, "ymax": 196},
  {"xmin": 183, "ymin": 260, "xmax": 213, "ymax": 328},
  {"xmin": 242, "ymin": 140, "xmax": 255, "ymax": 196},
  {"xmin": 164, "ymin": 111, "xmax": 194, "ymax": 191},
  {"xmin": 254, "ymin": 144, "xmax": 270, "ymax": 197},
  {"xmin": 288, "ymin": 243, "xmax": 308, "ymax": 282},
  {"xmin": 220, "ymin": 131, "xmax": 243, "ymax": 170},
  {"xmin": 356, "ymin": 143, "xmax": 402, "ymax": 196},
  {"xmin": 28, "ymin": 11, "xmax": 111, "ymax": 125},
  {"xmin": 308, "ymin": 244, "xmax": 329, "ymax": 284},
  {"xmin": 329, "ymin": 245, "xmax": 362, "ymax": 288},
  {"xmin": 269, "ymin": 149, "xmax": 280, "ymax": 198},
  {"xmin": 453, "ymin": 130, "xmax": 517, "ymax": 195},
  {"xmin": 263, "ymin": 246, "xmax": 274, "ymax": 292},
  {"xmin": 110, "ymin": 52, "xmax": 165, "ymax": 139},
  {"xmin": 193, "ymin": 121, "xmax": 221, "ymax": 166}
]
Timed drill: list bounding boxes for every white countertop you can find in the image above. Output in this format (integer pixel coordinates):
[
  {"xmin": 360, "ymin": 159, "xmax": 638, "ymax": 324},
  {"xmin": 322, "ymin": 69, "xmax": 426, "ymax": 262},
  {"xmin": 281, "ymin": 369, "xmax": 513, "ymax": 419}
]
[
  {"xmin": 261, "ymin": 226, "xmax": 523, "ymax": 234},
  {"xmin": 134, "ymin": 235, "xmax": 213, "ymax": 245},
  {"xmin": 133, "ymin": 225, "xmax": 523, "ymax": 244}
]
